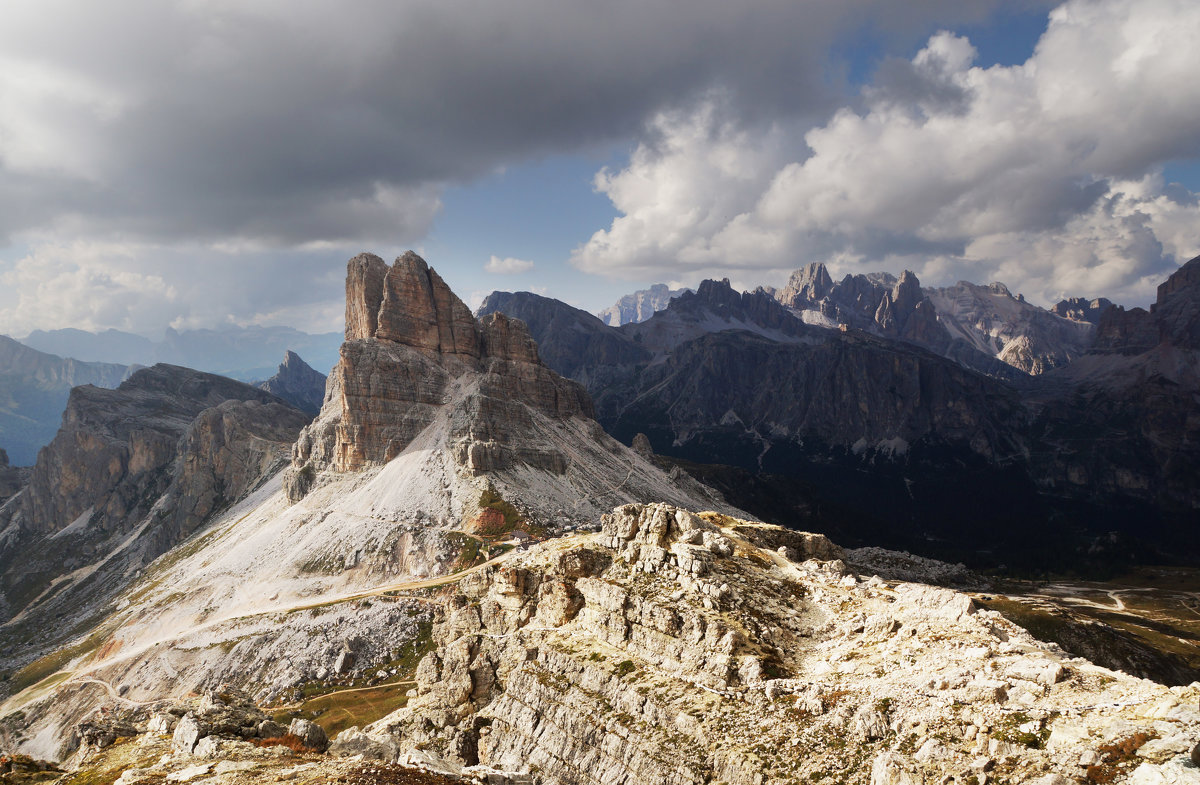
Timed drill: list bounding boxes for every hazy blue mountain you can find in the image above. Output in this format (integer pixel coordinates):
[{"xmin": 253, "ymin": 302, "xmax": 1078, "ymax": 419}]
[
  {"xmin": 0, "ymin": 336, "xmax": 134, "ymax": 466},
  {"xmin": 21, "ymin": 325, "xmax": 343, "ymax": 381}
]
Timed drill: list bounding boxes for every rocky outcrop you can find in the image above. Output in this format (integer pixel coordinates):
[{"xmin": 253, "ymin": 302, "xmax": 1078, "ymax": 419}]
[
  {"xmin": 288, "ymin": 253, "xmax": 594, "ymax": 499},
  {"xmin": 332, "ymin": 503, "xmax": 1200, "ymax": 785},
  {"xmin": 259, "ymin": 350, "xmax": 327, "ymax": 415},
  {"xmin": 1051, "ymin": 296, "xmax": 1114, "ymax": 325},
  {"xmin": 0, "ymin": 449, "xmax": 29, "ymax": 507},
  {"xmin": 597, "ymin": 284, "xmax": 691, "ymax": 326},
  {"xmin": 0, "ymin": 364, "xmax": 308, "ymax": 630}
]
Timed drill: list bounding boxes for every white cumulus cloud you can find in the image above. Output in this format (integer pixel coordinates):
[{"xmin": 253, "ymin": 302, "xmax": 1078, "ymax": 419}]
[
  {"xmin": 573, "ymin": 0, "xmax": 1200, "ymax": 307},
  {"xmin": 485, "ymin": 255, "xmax": 535, "ymax": 274}
]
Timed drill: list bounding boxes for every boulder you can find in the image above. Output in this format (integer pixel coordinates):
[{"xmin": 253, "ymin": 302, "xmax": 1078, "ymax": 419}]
[
  {"xmin": 172, "ymin": 715, "xmax": 203, "ymax": 755},
  {"xmin": 288, "ymin": 718, "xmax": 329, "ymax": 752}
]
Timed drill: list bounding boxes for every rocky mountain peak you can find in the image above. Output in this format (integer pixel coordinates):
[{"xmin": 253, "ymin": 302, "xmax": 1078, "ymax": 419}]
[
  {"xmin": 597, "ymin": 283, "xmax": 691, "ymax": 326},
  {"xmin": 1152, "ymin": 253, "xmax": 1200, "ymax": 348},
  {"xmin": 287, "ymin": 252, "xmax": 601, "ymax": 498},
  {"xmin": 778, "ymin": 262, "xmax": 834, "ymax": 306},
  {"xmin": 1092, "ymin": 255, "xmax": 1200, "ymax": 352},
  {"xmin": 1051, "ymin": 296, "xmax": 1114, "ymax": 325},
  {"xmin": 347, "ymin": 251, "xmax": 482, "ymax": 359},
  {"xmin": 259, "ymin": 350, "xmax": 327, "ymax": 415}
]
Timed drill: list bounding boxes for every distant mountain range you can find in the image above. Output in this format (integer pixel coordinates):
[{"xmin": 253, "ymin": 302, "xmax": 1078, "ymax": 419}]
[
  {"xmin": 21, "ymin": 325, "xmax": 342, "ymax": 382},
  {"xmin": 597, "ymin": 283, "xmax": 691, "ymax": 326},
  {"xmin": 482, "ymin": 257, "xmax": 1200, "ymax": 570},
  {"xmin": 0, "ymin": 326, "xmax": 335, "ymax": 466},
  {"xmin": 0, "ymin": 336, "xmax": 135, "ymax": 466}
]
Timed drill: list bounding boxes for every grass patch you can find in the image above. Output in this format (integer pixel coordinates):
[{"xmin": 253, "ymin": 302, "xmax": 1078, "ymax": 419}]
[
  {"xmin": 993, "ymin": 712, "xmax": 1051, "ymax": 750},
  {"xmin": 476, "ymin": 486, "xmax": 522, "ymax": 536},
  {"xmin": 287, "ymin": 683, "xmax": 413, "ymax": 738},
  {"xmin": 9, "ymin": 628, "xmax": 109, "ymax": 694}
]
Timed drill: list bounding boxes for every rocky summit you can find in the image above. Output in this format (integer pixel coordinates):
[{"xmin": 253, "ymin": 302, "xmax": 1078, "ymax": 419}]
[
  {"xmin": 259, "ymin": 350, "xmax": 328, "ymax": 416},
  {"xmin": 0, "ymin": 364, "xmax": 310, "ymax": 675}
]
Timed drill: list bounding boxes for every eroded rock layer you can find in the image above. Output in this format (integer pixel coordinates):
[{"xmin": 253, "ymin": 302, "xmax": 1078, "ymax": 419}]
[{"xmin": 332, "ymin": 503, "xmax": 1200, "ymax": 785}]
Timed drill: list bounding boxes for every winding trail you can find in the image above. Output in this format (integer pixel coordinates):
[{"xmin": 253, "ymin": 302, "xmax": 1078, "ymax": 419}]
[{"xmin": 40, "ymin": 540, "xmax": 551, "ymax": 702}]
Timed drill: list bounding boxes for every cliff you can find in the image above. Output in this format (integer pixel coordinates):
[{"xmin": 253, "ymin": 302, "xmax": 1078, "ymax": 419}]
[{"xmin": 0, "ymin": 364, "xmax": 308, "ymax": 632}]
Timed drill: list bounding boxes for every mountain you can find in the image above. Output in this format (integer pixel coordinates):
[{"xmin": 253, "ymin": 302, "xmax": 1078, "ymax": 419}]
[
  {"xmin": 4, "ymin": 252, "xmax": 1200, "ymax": 785},
  {"xmin": 476, "ymin": 292, "xmax": 649, "ymax": 382},
  {"xmin": 258, "ymin": 350, "xmax": 327, "ymax": 415},
  {"xmin": 926, "ymin": 281, "xmax": 1095, "ymax": 375},
  {"xmin": 0, "ymin": 252, "xmax": 737, "ymax": 762},
  {"xmin": 777, "ymin": 263, "xmax": 1094, "ymax": 376},
  {"xmin": 0, "ymin": 364, "xmax": 309, "ymax": 638},
  {"xmin": 0, "ymin": 336, "xmax": 135, "ymax": 466},
  {"xmin": 18, "ymin": 328, "xmax": 157, "ymax": 366},
  {"xmin": 21, "ymin": 325, "xmax": 343, "ymax": 382},
  {"xmin": 1028, "ymin": 255, "xmax": 1200, "ymax": 524},
  {"xmin": 16, "ymin": 502, "xmax": 1200, "ymax": 785},
  {"xmin": 597, "ymin": 283, "xmax": 691, "ymax": 326},
  {"xmin": 1051, "ymin": 296, "xmax": 1115, "ymax": 325},
  {"xmin": 479, "ymin": 260, "xmax": 1200, "ymax": 568}
]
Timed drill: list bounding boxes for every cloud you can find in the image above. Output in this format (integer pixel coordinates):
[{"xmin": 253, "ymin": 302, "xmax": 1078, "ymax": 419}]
[
  {"xmin": 0, "ymin": 0, "xmax": 1032, "ymax": 334},
  {"xmin": 485, "ymin": 256, "xmax": 536, "ymax": 275},
  {"xmin": 0, "ymin": 239, "xmax": 358, "ymax": 337},
  {"xmin": 573, "ymin": 0, "xmax": 1200, "ymax": 306},
  {"xmin": 0, "ymin": 0, "xmax": 1009, "ymax": 249}
]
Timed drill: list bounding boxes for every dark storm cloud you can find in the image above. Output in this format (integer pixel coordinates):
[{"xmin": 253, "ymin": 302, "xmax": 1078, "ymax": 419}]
[{"xmin": 0, "ymin": 0, "xmax": 1020, "ymax": 246}]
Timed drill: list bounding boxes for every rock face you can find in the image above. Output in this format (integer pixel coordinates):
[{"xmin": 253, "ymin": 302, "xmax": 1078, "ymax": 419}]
[
  {"xmin": 480, "ymin": 265, "xmax": 1200, "ymax": 566},
  {"xmin": 777, "ymin": 263, "xmax": 1093, "ymax": 376},
  {"xmin": 287, "ymin": 252, "xmax": 594, "ymax": 499},
  {"xmin": 1051, "ymin": 296, "xmax": 1114, "ymax": 325},
  {"xmin": 0, "ymin": 364, "xmax": 309, "ymax": 631},
  {"xmin": 258, "ymin": 350, "xmax": 327, "ymax": 415},
  {"xmin": 0, "ymin": 335, "xmax": 134, "ymax": 466},
  {"xmin": 0, "ymin": 449, "xmax": 29, "ymax": 507},
  {"xmin": 334, "ymin": 503, "xmax": 1200, "ymax": 785},
  {"xmin": 1031, "ymin": 255, "xmax": 1200, "ymax": 519},
  {"xmin": 597, "ymin": 283, "xmax": 691, "ymax": 326},
  {"xmin": 926, "ymin": 281, "xmax": 1095, "ymax": 375},
  {"xmin": 477, "ymin": 292, "xmax": 650, "ymax": 380}
]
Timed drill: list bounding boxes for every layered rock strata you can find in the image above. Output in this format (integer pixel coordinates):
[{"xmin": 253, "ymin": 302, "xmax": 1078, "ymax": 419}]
[
  {"xmin": 288, "ymin": 252, "xmax": 593, "ymax": 500},
  {"xmin": 333, "ymin": 503, "xmax": 1200, "ymax": 785},
  {"xmin": 0, "ymin": 364, "xmax": 308, "ymax": 629}
]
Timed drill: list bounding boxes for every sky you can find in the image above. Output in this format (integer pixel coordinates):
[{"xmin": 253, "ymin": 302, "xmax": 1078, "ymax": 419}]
[{"xmin": 1, "ymin": 0, "xmax": 1199, "ymax": 338}]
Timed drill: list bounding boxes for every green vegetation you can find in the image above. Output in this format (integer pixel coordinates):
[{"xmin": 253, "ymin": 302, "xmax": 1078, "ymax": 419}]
[
  {"xmin": 615, "ymin": 660, "xmax": 637, "ymax": 677},
  {"xmin": 288, "ymin": 683, "xmax": 413, "ymax": 738},
  {"xmin": 274, "ymin": 618, "xmax": 435, "ymax": 736},
  {"xmin": 476, "ymin": 485, "xmax": 523, "ymax": 536},
  {"xmin": 9, "ymin": 628, "xmax": 110, "ymax": 694},
  {"xmin": 993, "ymin": 712, "xmax": 1052, "ymax": 749}
]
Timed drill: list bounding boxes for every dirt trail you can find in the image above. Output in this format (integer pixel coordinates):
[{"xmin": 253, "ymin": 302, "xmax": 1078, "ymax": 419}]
[{"xmin": 59, "ymin": 537, "xmax": 592, "ymax": 686}]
